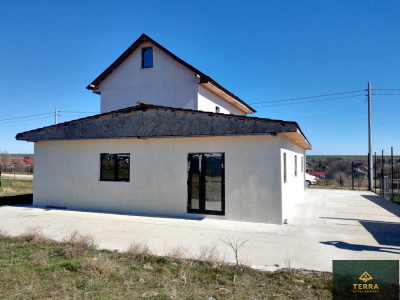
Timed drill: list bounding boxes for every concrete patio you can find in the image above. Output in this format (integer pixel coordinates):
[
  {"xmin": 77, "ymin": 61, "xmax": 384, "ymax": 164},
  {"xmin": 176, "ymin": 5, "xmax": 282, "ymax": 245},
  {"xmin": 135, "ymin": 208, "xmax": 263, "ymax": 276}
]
[{"xmin": 0, "ymin": 189, "xmax": 399, "ymax": 272}]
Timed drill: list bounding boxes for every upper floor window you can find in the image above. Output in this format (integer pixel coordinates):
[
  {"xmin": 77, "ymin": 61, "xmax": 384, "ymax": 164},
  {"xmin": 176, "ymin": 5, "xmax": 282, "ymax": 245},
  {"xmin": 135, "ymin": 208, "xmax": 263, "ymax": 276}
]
[
  {"xmin": 100, "ymin": 153, "xmax": 130, "ymax": 182},
  {"xmin": 142, "ymin": 47, "xmax": 153, "ymax": 68},
  {"xmin": 215, "ymin": 106, "xmax": 220, "ymax": 113}
]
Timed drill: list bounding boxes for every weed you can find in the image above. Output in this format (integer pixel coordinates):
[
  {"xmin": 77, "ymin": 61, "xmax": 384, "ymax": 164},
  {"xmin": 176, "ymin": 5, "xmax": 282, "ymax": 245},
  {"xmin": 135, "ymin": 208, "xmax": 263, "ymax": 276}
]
[
  {"xmin": 58, "ymin": 230, "xmax": 96, "ymax": 257},
  {"xmin": 126, "ymin": 241, "xmax": 152, "ymax": 260},
  {"xmin": 81, "ymin": 254, "xmax": 116, "ymax": 276},
  {"xmin": 167, "ymin": 246, "xmax": 188, "ymax": 260},
  {"xmin": 18, "ymin": 228, "xmax": 49, "ymax": 243}
]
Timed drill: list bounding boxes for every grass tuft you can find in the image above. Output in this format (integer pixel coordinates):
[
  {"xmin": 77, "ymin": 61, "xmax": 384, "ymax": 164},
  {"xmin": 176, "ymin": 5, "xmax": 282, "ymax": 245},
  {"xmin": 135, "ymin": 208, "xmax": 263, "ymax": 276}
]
[
  {"xmin": 58, "ymin": 230, "xmax": 96, "ymax": 257},
  {"xmin": 126, "ymin": 241, "xmax": 152, "ymax": 260},
  {"xmin": 18, "ymin": 228, "xmax": 50, "ymax": 243}
]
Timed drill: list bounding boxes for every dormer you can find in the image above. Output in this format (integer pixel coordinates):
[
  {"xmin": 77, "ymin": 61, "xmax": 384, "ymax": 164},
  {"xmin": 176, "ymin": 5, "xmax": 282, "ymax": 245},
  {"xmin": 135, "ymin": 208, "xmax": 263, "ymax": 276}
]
[{"xmin": 87, "ymin": 34, "xmax": 255, "ymax": 116}]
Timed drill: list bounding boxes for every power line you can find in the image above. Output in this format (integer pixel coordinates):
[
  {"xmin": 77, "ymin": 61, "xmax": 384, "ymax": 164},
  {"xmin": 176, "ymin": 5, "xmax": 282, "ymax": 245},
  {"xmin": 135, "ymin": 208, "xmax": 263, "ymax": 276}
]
[
  {"xmin": 371, "ymin": 88, "xmax": 400, "ymax": 91},
  {"xmin": 296, "ymin": 111, "xmax": 367, "ymax": 119},
  {"xmin": 59, "ymin": 111, "xmax": 99, "ymax": 114},
  {"xmin": 1, "ymin": 116, "xmax": 54, "ymax": 128},
  {"xmin": 372, "ymin": 116, "xmax": 400, "ymax": 139},
  {"xmin": 0, "ymin": 112, "xmax": 53, "ymax": 122},
  {"xmin": 372, "ymin": 93, "xmax": 400, "ymax": 96},
  {"xmin": 249, "ymin": 89, "xmax": 366, "ymax": 105},
  {"xmin": 1, "ymin": 116, "xmax": 54, "ymax": 125},
  {"xmin": 253, "ymin": 94, "xmax": 364, "ymax": 108}
]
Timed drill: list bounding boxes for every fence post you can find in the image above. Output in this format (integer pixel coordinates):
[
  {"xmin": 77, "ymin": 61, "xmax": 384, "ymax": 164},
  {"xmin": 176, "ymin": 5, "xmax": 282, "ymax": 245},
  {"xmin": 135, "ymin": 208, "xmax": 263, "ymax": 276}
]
[
  {"xmin": 381, "ymin": 150, "xmax": 384, "ymax": 198},
  {"xmin": 391, "ymin": 147, "xmax": 394, "ymax": 202},
  {"xmin": 374, "ymin": 152, "xmax": 377, "ymax": 194},
  {"xmin": 398, "ymin": 171, "xmax": 400, "ymax": 203},
  {"xmin": 351, "ymin": 161, "xmax": 354, "ymax": 190}
]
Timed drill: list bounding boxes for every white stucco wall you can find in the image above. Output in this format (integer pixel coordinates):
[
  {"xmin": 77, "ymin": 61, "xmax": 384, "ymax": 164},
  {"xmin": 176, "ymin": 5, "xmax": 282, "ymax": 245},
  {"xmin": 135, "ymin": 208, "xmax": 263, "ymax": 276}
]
[
  {"xmin": 32, "ymin": 134, "xmax": 299, "ymax": 224},
  {"xmin": 197, "ymin": 85, "xmax": 246, "ymax": 115},
  {"xmin": 98, "ymin": 42, "xmax": 199, "ymax": 113},
  {"xmin": 279, "ymin": 136, "xmax": 306, "ymax": 222}
]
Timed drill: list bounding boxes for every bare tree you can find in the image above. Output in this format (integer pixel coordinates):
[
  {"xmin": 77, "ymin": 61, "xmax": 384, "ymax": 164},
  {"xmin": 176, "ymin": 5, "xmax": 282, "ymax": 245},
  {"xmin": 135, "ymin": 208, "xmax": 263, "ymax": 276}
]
[
  {"xmin": 0, "ymin": 151, "xmax": 10, "ymax": 171},
  {"xmin": 221, "ymin": 237, "xmax": 249, "ymax": 266}
]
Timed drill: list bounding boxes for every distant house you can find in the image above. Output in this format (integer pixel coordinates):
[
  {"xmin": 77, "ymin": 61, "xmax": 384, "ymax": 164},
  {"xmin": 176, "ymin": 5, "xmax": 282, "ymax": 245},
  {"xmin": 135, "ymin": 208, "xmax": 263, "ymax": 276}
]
[
  {"xmin": 308, "ymin": 172, "xmax": 326, "ymax": 179},
  {"xmin": 24, "ymin": 157, "xmax": 34, "ymax": 164},
  {"xmin": 17, "ymin": 34, "xmax": 311, "ymax": 224}
]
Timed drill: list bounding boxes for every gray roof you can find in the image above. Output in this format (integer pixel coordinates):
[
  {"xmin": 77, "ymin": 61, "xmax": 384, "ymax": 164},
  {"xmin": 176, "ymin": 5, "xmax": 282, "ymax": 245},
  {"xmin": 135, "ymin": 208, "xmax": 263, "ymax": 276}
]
[{"xmin": 16, "ymin": 104, "xmax": 311, "ymax": 149}]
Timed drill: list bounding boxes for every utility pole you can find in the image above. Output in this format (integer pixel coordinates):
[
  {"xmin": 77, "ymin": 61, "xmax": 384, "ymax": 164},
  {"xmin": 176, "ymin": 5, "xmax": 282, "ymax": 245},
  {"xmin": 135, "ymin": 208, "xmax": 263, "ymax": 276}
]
[
  {"xmin": 55, "ymin": 106, "xmax": 58, "ymax": 125},
  {"xmin": 367, "ymin": 82, "xmax": 373, "ymax": 191}
]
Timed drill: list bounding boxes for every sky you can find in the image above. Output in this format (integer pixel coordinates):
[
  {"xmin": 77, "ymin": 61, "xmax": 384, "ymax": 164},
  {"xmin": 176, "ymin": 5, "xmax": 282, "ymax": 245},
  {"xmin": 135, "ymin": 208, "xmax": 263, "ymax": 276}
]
[{"xmin": 0, "ymin": 1, "xmax": 399, "ymax": 155}]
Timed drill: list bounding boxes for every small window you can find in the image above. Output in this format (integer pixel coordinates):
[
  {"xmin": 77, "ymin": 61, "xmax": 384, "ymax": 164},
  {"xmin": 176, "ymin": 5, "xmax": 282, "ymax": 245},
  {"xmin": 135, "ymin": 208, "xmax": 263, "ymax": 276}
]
[
  {"xmin": 142, "ymin": 47, "xmax": 153, "ymax": 68},
  {"xmin": 295, "ymin": 155, "xmax": 298, "ymax": 177},
  {"xmin": 215, "ymin": 106, "xmax": 220, "ymax": 113},
  {"xmin": 283, "ymin": 153, "xmax": 287, "ymax": 183},
  {"xmin": 100, "ymin": 153, "xmax": 130, "ymax": 182}
]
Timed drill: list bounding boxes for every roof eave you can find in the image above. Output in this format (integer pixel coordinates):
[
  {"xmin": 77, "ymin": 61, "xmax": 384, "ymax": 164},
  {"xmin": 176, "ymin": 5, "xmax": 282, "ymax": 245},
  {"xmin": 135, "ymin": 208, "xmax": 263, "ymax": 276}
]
[{"xmin": 199, "ymin": 80, "xmax": 256, "ymax": 114}]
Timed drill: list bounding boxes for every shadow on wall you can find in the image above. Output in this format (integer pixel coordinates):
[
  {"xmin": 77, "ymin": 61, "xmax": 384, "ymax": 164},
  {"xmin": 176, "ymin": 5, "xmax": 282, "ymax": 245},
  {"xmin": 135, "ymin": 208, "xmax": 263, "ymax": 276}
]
[
  {"xmin": 320, "ymin": 241, "xmax": 400, "ymax": 255},
  {"xmin": 320, "ymin": 216, "xmax": 400, "ymax": 247},
  {"xmin": 0, "ymin": 194, "xmax": 33, "ymax": 206},
  {"xmin": 361, "ymin": 194, "xmax": 400, "ymax": 218}
]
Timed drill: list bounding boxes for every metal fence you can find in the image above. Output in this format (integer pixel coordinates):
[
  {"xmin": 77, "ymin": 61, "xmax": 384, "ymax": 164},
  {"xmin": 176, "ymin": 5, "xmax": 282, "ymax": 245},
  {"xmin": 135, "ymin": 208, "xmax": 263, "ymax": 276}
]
[{"xmin": 373, "ymin": 147, "xmax": 400, "ymax": 205}]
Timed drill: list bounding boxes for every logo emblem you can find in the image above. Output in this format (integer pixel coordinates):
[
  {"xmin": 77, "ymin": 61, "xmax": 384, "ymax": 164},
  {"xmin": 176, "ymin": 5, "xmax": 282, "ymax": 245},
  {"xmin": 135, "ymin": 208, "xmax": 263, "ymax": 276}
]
[{"xmin": 359, "ymin": 271, "xmax": 373, "ymax": 283}]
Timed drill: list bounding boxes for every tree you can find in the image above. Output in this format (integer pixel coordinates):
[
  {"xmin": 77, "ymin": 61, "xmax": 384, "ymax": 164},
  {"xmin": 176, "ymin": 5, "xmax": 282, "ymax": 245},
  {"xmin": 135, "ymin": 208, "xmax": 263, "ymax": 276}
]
[
  {"xmin": 325, "ymin": 158, "xmax": 351, "ymax": 186},
  {"xmin": 0, "ymin": 151, "xmax": 11, "ymax": 171}
]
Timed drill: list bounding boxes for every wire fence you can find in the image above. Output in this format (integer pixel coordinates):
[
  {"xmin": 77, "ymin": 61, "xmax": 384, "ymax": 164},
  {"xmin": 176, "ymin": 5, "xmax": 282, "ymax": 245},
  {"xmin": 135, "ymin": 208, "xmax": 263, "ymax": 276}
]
[{"xmin": 373, "ymin": 147, "xmax": 400, "ymax": 205}]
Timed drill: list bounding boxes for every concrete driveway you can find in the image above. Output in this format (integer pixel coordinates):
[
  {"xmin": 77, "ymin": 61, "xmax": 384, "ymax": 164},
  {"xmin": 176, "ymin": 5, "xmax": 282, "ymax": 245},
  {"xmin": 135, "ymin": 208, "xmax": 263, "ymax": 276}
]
[{"xmin": 0, "ymin": 189, "xmax": 399, "ymax": 272}]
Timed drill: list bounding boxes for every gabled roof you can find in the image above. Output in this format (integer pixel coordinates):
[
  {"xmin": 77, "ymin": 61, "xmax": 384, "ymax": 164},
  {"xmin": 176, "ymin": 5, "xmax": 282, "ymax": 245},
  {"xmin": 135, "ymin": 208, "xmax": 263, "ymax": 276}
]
[
  {"xmin": 86, "ymin": 33, "xmax": 256, "ymax": 114},
  {"xmin": 16, "ymin": 104, "xmax": 311, "ymax": 150}
]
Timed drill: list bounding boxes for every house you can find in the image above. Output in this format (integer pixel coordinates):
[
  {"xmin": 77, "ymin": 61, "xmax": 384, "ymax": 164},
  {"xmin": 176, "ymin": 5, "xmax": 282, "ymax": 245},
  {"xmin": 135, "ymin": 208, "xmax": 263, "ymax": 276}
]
[
  {"xmin": 16, "ymin": 34, "xmax": 311, "ymax": 224},
  {"xmin": 308, "ymin": 171, "xmax": 326, "ymax": 179},
  {"xmin": 24, "ymin": 157, "xmax": 34, "ymax": 164}
]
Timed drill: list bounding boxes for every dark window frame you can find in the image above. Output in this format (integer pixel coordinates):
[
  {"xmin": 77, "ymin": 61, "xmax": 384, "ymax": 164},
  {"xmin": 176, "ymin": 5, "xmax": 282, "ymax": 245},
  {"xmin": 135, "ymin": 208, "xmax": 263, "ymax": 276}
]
[
  {"xmin": 283, "ymin": 153, "xmax": 287, "ymax": 183},
  {"xmin": 301, "ymin": 156, "xmax": 304, "ymax": 173},
  {"xmin": 187, "ymin": 153, "xmax": 225, "ymax": 216},
  {"xmin": 100, "ymin": 153, "xmax": 130, "ymax": 182},
  {"xmin": 142, "ymin": 47, "xmax": 153, "ymax": 68},
  {"xmin": 295, "ymin": 155, "xmax": 298, "ymax": 177}
]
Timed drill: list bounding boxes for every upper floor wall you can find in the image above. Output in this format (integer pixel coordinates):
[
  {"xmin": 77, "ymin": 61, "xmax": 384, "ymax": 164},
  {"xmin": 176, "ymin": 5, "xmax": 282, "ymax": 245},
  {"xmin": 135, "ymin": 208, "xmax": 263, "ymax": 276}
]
[
  {"xmin": 198, "ymin": 85, "xmax": 246, "ymax": 115},
  {"xmin": 98, "ymin": 42, "xmax": 199, "ymax": 113}
]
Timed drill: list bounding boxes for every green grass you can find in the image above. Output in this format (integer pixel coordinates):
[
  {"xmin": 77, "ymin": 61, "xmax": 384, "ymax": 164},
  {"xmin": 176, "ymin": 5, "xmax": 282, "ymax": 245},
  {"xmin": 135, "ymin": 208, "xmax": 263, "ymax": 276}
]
[
  {"xmin": 374, "ymin": 189, "xmax": 400, "ymax": 204},
  {"xmin": 0, "ymin": 232, "xmax": 333, "ymax": 299},
  {"xmin": 0, "ymin": 179, "xmax": 33, "ymax": 197}
]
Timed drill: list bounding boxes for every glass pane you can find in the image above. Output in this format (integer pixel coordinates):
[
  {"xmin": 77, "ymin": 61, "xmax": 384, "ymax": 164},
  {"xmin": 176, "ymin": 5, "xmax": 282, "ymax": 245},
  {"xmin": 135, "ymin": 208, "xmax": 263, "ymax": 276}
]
[
  {"xmin": 101, "ymin": 154, "xmax": 115, "ymax": 180},
  {"xmin": 205, "ymin": 153, "xmax": 222, "ymax": 211},
  {"xmin": 189, "ymin": 154, "xmax": 200, "ymax": 210},
  {"xmin": 117, "ymin": 154, "xmax": 130, "ymax": 181},
  {"xmin": 143, "ymin": 48, "xmax": 153, "ymax": 68}
]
